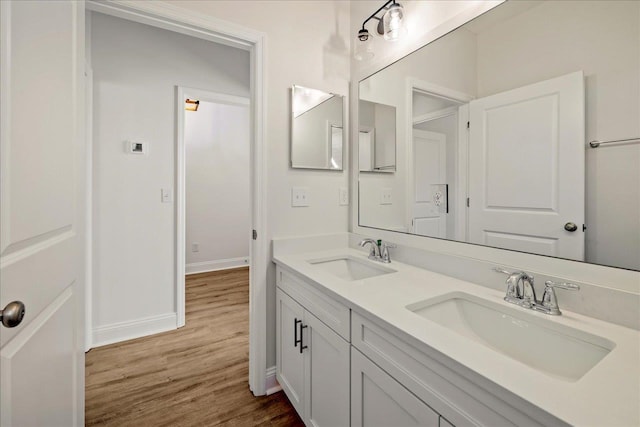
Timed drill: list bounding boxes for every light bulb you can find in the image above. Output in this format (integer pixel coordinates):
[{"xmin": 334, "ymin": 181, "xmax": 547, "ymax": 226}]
[
  {"xmin": 354, "ymin": 29, "xmax": 374, "ymax": 61},
  {"xmin": 383, "ymin": 3, "xmax": 406, "ymax": 41}
]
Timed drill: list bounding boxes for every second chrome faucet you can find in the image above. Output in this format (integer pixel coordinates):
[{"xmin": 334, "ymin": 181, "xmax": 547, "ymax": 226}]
[
  {"xmin": 359, "ymin": 239, "xmax": 396, "ymax": 263},
  {"xmin": 494, "ymin": 267, "xmax": 580, "ymax": 315}
]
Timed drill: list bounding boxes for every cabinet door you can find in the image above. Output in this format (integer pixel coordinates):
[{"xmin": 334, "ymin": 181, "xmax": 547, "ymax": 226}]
[
  {"xmin": 304, "ymin": 311, "xmax": 350, "ymax": 427},
  {"xmin": 352, "ymin": 348, "xmax": 440, "ymax": 427},
  {"xmin": 276, "ymin": 289, "xmax": 305, "ymax": 416}
]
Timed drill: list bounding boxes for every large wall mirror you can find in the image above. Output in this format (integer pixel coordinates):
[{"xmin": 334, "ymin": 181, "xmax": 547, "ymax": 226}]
[
  {"xmin": 358, "ymin": 1, "xmax": 640, "ymax": 271},
  {"xmin": 291, "ymin": 85, "xmax": 344, "ymax": 170}
]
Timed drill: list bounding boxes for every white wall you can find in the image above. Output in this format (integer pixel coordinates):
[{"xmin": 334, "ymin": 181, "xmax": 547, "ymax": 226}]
[
  {"xmin": 475, "ymin": 0, "xmax": 640, "ymax": 270},
  {"xmin": 90, "ymin": 12, "xmax": 250, "ymax": 345},
  {"xmin": 164, "ymin": 0, "xmax": 352, "ymax": 368},
  {"xmin": 185, "ymin": 100, "xmax": 250, "ymax": 273}
]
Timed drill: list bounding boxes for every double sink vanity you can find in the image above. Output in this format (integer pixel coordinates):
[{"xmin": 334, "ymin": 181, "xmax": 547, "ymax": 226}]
[{"xmin": 273, "ymin": 235, "xmax": 640, "ymax": 427}]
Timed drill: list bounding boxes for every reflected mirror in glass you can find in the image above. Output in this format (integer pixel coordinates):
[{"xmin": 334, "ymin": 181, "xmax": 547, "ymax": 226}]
[
  {"xmin": 358, "ymin": 100, "xmax": 396, "ymax": 172},
  {"xmin": 357, "ymin": 1, "xmax": 640, "ymax": 271},
  {"xmin": 291, "ymin": 85, "xmax": 344, "ymax": 170}
]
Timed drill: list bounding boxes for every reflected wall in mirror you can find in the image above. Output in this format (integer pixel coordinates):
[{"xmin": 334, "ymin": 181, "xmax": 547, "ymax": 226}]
[
  {"xmin": 291, "ymin": 85, "xmax": 344, "ymax": 170},
  {"xmin": 359, "ymin": 100, "xmax": 396, "ymax": 172},
  {"xmin": 358, "ymin": 1, "xmax": 640, "ymax": 271}
]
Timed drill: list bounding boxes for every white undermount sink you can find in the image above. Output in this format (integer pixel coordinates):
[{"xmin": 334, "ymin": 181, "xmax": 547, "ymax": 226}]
[
  {"xmin": 407, "ymin": 292, "xmax": 615, "ymax": 381},
  {"xmin": 308, "ymin": 256, "xmax": 396, "ymax": 281}
]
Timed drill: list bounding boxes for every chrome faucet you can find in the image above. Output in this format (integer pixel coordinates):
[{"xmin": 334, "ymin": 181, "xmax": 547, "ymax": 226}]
[
  {"xmin": 359, "ymin": 239, "xmax": 381, "ymax": 260},
  {"xmin": 494, "ymin": 267, "xmax": 579, "ymax": 315},
  {"xmin": 359, "ymin": 239, "xmax": 396, "ymax": 263}
]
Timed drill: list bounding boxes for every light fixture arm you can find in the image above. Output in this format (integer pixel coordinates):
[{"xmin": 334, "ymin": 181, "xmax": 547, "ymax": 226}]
[{"xmin": 360, "ymin": 0, "xmax": 398, "ymax": 36}]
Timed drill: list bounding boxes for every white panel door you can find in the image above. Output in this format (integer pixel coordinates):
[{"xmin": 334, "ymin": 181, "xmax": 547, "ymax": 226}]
[
  {"xmin": 351, "ymin": 348, "xmax": 440, "ymax": 427},
  {"xmin": 412, "ymin": 130, "xmax": 447, "ymax": 238},
  {"xmin": 468, "ymin": 71, "xmax": 585, "ymax": 260},
  {"xmin": 275, "ymin": 289, "xmax": 305, "ymax": 416},
  {"xmin": 304, "ymin": 311, "xmax": 350, "ymax": 427},
  {"xmin": 0, "ymin": 1, "xmax": 85, "ymax": 426}
]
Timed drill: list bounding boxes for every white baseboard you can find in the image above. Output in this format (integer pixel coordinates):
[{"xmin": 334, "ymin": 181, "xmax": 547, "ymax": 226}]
[
  {"xmin": 265, "ymin": 365, "xmax": 282, "ymax": 395},
  {"xmin": 185, "ymin": 257, "xmax": 250, "ymax": 275},
  {"xmin": 92, "ymin": 313, "xmax": 177, "ymax": 348}
]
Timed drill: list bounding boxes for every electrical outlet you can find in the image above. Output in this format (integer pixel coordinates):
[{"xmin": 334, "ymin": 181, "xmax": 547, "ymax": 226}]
[
  {"xmin": 291, "ymin": 187, "xmax": 310, "ymax": 207},
  {"xmin": 339, "ymin": 187, "xmax": 349, "ymax": 206},
  {"xmin": 192, "ymin": 242, "xmax": 199, "ymax": 252},
  {"xmin": 380, "ymin": 188, "xmax": 393, "ymax": 205}
]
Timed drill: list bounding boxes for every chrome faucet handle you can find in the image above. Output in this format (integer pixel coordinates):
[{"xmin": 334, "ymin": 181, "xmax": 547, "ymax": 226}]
[
  {"xmin": 541, "ymin": 280, "xmax": 580, "ymax": 315},
  {"xmin": 544, "ymin": 280, "xmax": 580, "ymax": 291},
  {"xmin": 380, "ymin": 242, "xmax": 396, "ymax": 263},
  {"xmin": 494, "ymin": 267, "xmax": 522, "ymax": 300}
]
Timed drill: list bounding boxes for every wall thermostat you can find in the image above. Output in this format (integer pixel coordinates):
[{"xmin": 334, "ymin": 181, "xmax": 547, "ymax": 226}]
[{"xmin": 125, "ymin": 141, "xmax": 147, "ymax": 155}]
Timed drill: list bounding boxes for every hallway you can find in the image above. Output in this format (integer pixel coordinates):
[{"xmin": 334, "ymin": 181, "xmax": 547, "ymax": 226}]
[{"xmin": 85, "ymin": 268, "xmax": 303, "ymax": 426}]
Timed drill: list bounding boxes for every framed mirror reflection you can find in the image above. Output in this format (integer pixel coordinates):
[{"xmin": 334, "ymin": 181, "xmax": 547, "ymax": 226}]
[
  {"xmin": 291, "ymin": 85, "xmax": 345, "ymax": 170},
  {"xmin": 357, "ymin": 1, "xmax": 640, "ymax": 271}
]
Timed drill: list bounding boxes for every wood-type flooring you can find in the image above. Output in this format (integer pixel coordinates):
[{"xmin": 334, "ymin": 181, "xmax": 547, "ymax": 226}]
[{"xmin": 86, "ymin": 268, "xmax": 304, "ymax": 426}]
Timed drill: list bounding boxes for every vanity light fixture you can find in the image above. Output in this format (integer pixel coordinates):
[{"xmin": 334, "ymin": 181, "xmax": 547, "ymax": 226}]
[
  {"xmin": 355, "ymin": 0, "xmax": 407, "ymax": 61},
  {"xmin": 185, "ymin": 98, "xmax": 199, "ymax": 111}
]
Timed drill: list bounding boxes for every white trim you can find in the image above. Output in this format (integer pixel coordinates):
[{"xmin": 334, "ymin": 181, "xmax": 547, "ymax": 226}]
[
  {"xmin": 85, "ymin": 1, "xmax": 268, "ymax": 396},
  {"xmin": 92, "ymin": 313, "xmax": 177, "ymax": 348},
  {"xmin": 413, "ymin": 106, "xmax": 458, "ymax": 126},
  {"xmin": 176, "ymin": 86, "xmax": 251, "ymax": 330},
  {"xmin": 456, "ymin": 104, "xmax": 470, "ymax": 242},
  {"xmin": 84, "ymin": 62, "xmax": 94, "ymax": 352},
  {"xmin": 87, "ymin": 1, "xmax": 257, "ymax": 50},
  {"xmin": 404, "ymin": 79, "xmax": 473, "ymax": 235},
  {"xmin": 186, "ymin": 257, "xmax": 250, "ymax": 275},
  {"xmin": 249, "ymin": 32, "xmax": 269, "ymax": 397},
  {"xmin": 265, "ymin": 365, "xmax": 282, "ymax": 395}
]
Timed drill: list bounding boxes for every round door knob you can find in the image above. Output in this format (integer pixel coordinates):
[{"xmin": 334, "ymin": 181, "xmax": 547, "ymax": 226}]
[
  {"xmin": 564, "ymin": 222, "xmax": 578, "ymax": 232},
  {"xmin": 1, "ymin": 301, "xmax": 26, "ymax": 328}
]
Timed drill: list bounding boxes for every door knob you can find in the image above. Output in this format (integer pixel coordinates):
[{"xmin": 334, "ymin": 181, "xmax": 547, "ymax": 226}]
[
  {"xmin": 564, "ymin": 222, "xmax": 578, "ymax": 232},
  {"xmin": 1, "ymin": 301, "xmax": 26, "ymax": 328}
]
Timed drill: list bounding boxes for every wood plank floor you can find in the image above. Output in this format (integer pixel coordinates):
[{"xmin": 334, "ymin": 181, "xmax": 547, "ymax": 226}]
[{"xmin": 86, "ymin": 268, "xmax": 304, "ymax": 426}]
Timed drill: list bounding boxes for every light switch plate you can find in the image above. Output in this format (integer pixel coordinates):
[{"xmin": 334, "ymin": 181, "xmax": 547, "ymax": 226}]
[
  {"xmin": 291, "ymin": 187, "xmax": 310, "ymax": 207},
  {"xmin": 380, "ymin": 188, "xmax": 392, "ymax": 205},
  {"xmin": 339, "ymin": 187, "xmax": 349, "ymax": 206}
]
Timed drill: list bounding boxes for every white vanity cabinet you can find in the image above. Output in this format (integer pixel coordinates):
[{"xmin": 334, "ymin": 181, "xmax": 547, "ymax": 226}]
[
  {"xmin": 274, "ymin": 262, "xmax": 567, "ymax": 427},
  {"xmin": 276, "ymin": 269, "xmax": 350, "ymax": 427},
  {"xmin": 351, "ymin": 347, "xmax": 440, "ymax": 427}
]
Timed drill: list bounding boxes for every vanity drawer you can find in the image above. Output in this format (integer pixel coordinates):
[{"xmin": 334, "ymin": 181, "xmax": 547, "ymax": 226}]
[
  {"xmin": 277, "ymin": 266, "xmax": 350, "ymax": 341},
  {"xmin": 351, "ymin": 312, "xmax": 562, "ymax": 427}
]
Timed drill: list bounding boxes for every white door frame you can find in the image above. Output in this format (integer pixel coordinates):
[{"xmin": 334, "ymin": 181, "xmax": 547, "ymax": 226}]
[
  {"xmin": 176, "ymin": 87, "xmax": 251, "ymax": 328},
  {"xmin": 410, "ymin": 129, "xmax": 448, "ymax": 237},
  {"xmin": 86, "ymin": 0, "xmax": 269, "ymax": 396},
  {"xmin": 405, "ymin": 78, "xmax": 473, "ymax": 240}
]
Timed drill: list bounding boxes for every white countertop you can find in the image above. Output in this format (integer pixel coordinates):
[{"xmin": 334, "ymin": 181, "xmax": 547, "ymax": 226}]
[{"xmin": 273, "ymin": 246, "xmax": 640, "ymax": 427}]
